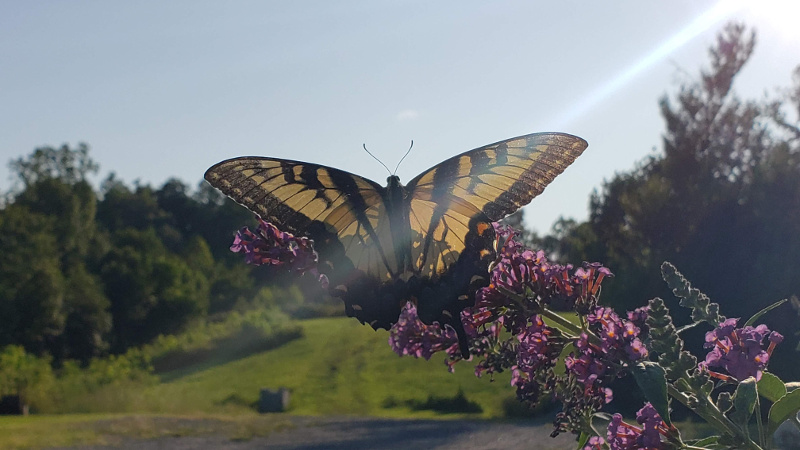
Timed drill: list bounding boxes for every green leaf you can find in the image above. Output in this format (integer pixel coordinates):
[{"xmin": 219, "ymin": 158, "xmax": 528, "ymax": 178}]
[
  {"xmin": 744, "ymin": 299, "xmax": 787, "ymax": 327},
  {"xmin": 768, "ymin": 388, "xmax": 800, "ymax": 436},
  {"xmin": 632, "ymin": 362, "xmax": 671, "ymax": 425},
  {"xmin": 689, "ymin": 435, "xmax": 720, "ymax": 447},
  {"xmin": 731, "ymin": 377, "xmax": 757, "ymax": 425},
  {"xmin": 576, "ymin": 432, "xmax": 589, "ymax": 449},
  {"xmin": 716, "ymin": 391, "xmax": 733, "ymax": 413},
  {"xmin": 757, "ymin": 372, "xmax": 786, "ymax": 402}
]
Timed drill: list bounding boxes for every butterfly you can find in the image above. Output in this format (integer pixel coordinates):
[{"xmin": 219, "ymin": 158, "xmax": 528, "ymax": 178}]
[{"xmin": 205, "ymin": 132, "xmax": 588, "ymax": 352}]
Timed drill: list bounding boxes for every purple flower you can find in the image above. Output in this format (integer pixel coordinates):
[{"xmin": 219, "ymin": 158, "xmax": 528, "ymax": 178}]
[
  {"xmin": 606, "ymin": 403, "xmax": 666, "ymax": 449},
  {"xmin": 607, "ymin": 414, "xmax": 639, "ymax": 449},
  {"xmin": 565, "ymin": 352, "xmax": 607, "ymax": 386},
  {"xmin": 510, "ymin": 315, "xmax": 563, "ymax": 399},
  {"xmin": 388, "ymin": 302, "xmax": 459, "ymax": 361},
  {"xmin": 626, "ymin": 306, "xmax": 649, "ymax": 331},
  {"xmin": 230, "ymin": 218, "xmax": 328, "ymax": 287},
  {"xmin": 583, "ymin": 436, "xmax": 605, "ymax": 449},
  {"xmin": 702, "ymin": 318, "xmax": 783, "ymax": 381},
  {"xmin": 476, "ymin": 225, "xmax": 614, "ymax": 335},
  {"xmin": 636, "ymin": 403, "xmax": 666, "ymax": 448},
  {"xmin": 587, "ymin": 306, "xmax": 649, "ymax": 362}
]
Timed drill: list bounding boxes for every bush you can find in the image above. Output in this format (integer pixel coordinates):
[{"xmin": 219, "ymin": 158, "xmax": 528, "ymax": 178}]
[{"xmin": 0, "ymin": 345, "xmax": 55, "ymax": 413}]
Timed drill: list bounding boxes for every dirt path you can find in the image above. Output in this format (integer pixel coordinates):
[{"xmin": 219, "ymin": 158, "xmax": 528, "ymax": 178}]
[{"xmin": 60, "ymin": 416, "xmax": 577, "ymax": 449}]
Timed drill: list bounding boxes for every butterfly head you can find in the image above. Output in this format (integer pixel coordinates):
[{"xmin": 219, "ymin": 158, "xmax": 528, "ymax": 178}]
[{"xmin": 386, "ymin": 174, "xmax": 402, "ymax": 189}]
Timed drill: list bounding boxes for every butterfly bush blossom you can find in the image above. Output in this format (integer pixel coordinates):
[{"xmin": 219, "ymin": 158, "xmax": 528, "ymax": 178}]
[
  {"xmin": 607, "ymin": 403, "xmax": 669, "ymax": 449},
  {"xmin": 388, "ymin": 303, "xmax": 459, "ymax": 360},
  {"xmin": 699, "ymin": 317, "xmax": 783, "ymax": 382},
  {"xmin": 387, "ymin": 224, "xmax": 659, "ymax": 435},
  {"xmin": 230, "ymin": 218, "xmax": 328, "ymax": 288}
]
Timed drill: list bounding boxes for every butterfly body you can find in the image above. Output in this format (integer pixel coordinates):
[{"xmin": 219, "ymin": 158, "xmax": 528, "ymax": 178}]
[
  {"xmin": 382, "ymin": 175, "xmax": 414, "ymax": 276},
  {"xmin": 205, "ymin": 132, "xmax": 588, "ymax": 348}
]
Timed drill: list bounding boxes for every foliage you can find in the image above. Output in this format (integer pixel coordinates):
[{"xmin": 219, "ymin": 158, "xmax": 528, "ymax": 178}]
[{"xmin": 0, "ymin": 346, "xmax": 55, "ymax": 412}]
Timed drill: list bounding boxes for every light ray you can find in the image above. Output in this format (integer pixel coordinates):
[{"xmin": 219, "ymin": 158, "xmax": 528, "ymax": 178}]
[{"xmin": 552, "ymin": 0, "xmax": 746, "ymax": 129}]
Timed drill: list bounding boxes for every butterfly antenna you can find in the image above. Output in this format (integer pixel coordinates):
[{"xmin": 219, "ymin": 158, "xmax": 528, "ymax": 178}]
[
  {"xmin": 363, "ymin": 144, "xmax": 392, "ymax": 175},
  {"xmin": 393, "ymin": 140, "xmax": 413, "ymax": 175}
]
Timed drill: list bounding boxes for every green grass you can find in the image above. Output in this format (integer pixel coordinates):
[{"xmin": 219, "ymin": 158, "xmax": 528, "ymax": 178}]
[{"xmin": 134, "ymin": 317, "xmax": 517, "ymax": 418}]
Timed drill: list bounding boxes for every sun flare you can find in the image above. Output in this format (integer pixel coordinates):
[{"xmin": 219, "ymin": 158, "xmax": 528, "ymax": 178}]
[{"xmin": 743, "ymin": 0, "xmax": 800, "ymax": 45}]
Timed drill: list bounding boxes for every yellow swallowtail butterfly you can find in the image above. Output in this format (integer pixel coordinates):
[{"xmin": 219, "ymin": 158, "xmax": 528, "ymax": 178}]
[{"xmin": 205, "ymin": 132, "xmax": 587, "ymax": 348}]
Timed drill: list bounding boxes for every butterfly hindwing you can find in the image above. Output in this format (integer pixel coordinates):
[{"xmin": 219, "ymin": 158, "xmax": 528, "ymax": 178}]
[{"xmin": 405, "ymin": 132, "xmax": 589, "ymax": 278}]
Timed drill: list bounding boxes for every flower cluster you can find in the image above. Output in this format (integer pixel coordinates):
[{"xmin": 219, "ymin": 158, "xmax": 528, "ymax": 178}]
[
  {"xmin": 604, "ymin": 403, "xmax": 668, "ymax": 449},
  {"xmin": 476, "ymin": 224, "xmax": 613, "ymax": 321},
  {"xmin": 515, "ymin": 316, "xmax": 562, "ymax": 378},
  {"xmin": 550, "ymin": 306, "xmax": 650, "ymax": 436},
  {"xmin": 388, "ymin": 302, "xmax": 459, "ymax": 360},
  {"xmin": 700, "ymin": 318, "xmax": 783, "ymax": 381},
  {"xmin": 230, "ymin": 218, "xmax": 328, "ymax": 287},
  {"xmin": 561, "ymin": 306, "xmax": 649, "ymax": 403}
]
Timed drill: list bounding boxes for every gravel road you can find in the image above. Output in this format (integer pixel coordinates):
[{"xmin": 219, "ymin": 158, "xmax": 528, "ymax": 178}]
[{"xmin": 61, "ymin": 415, "xmax": 578, "ymax": 449}]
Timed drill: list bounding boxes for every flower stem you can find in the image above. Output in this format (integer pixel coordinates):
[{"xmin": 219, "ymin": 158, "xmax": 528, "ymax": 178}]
[
  {"xmin": 754, "ymin": 394, "xmax": 765, "ymax": 448},
  {"xmin": 666, "ymin": 384, "xmax": 761, "ymax": 449},
  {"xmin": 539, "ymin": 308, "xmax": 582, "ymax": 336}
]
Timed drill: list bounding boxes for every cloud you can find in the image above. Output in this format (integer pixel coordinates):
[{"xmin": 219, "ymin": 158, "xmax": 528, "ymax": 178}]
[{"xmin": 395, "ymin": 109, "xmax": 420, "ymax": 121}]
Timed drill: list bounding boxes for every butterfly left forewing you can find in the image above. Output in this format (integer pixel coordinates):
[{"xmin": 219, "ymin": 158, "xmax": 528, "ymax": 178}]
[{"xmin": 204, "ymin": 157, "xmax": 398, "ymax": 279}]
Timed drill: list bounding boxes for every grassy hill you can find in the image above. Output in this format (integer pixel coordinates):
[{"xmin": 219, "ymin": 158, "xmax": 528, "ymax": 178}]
[
  {"xmin": 139, "ymin": 317, "xmax": 517, "ymax": 418},
  {"xmin": 56, "ymin": 317, "xmax": 520, "ymax": 419}
]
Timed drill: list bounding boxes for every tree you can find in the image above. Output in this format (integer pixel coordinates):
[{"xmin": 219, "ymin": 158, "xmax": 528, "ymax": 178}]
[
  {"xmin": 8, "ymin": 143, "xmax": 98, "ymax": 189},
  {"xmin": 100, "ymin": 227, "xmax": 209, "ymax": 351},
  {"xmin": 0, "ymin": 205, "xmax": 65, "ymax": 355},
  {"xmin": 2, "ymin": 144, "xmax": 112, "ymax": 361},
  {"xmin": 556, "ymin": 23, "xmax": 800, "ymax": 379}
]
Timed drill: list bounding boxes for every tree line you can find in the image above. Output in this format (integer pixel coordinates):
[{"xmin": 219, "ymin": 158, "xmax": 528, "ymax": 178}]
[{"xmin": 0, "ymin": 143, "xmax": 320, "ymax": 365}]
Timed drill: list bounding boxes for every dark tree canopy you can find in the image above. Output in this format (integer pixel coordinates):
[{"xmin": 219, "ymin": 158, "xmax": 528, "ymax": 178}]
[{"xmin": 554, "ymin": 23, "xmax": 800, "ymax": 379}]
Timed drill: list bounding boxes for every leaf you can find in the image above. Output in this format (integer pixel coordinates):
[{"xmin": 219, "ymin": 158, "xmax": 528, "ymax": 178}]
[
  {"xmin": 575, "ymin": 432, "xmax": 589, "ymax": 449},
  {"xmin": 768, "ymin": 388, "xmax": 800, "ymax": 436},
  {"xmin": 689, "ymin": 435, "xmax": 720, "ymax": 447},
  {"xmin": 632, "ymin": 362, "xmax": 671, "ymax": 425},
  {"xmin": 731, "ymin": 377, "xmax": 757, "ymax": 425},
  {"xmin": 758, "ymin": 372, "xmax": 786, "ymax": 402},
  {"xmin": 744, "ymin": 299, "xmax": 787, "ymax": 327}
]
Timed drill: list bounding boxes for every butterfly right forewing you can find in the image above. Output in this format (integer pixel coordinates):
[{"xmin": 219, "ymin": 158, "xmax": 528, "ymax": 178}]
[{"xmin": 404, "ymin": 132, "xmax": 588, "ymax": 278}]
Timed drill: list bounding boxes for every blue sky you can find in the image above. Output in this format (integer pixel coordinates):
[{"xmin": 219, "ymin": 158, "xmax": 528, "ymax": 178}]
[{"xmin": 1, "ymin": 1, "xmax": 798, "ymax": 233}]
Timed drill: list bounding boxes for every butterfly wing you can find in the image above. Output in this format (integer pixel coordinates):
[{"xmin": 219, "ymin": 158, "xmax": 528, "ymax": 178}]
[
  {"xmin": 405, "ymin": 132, "xmax": 589, "ymax": 278},
  {"xmin": 204, "ymin": 157, "xmax": 399, "ymax": 280}
]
